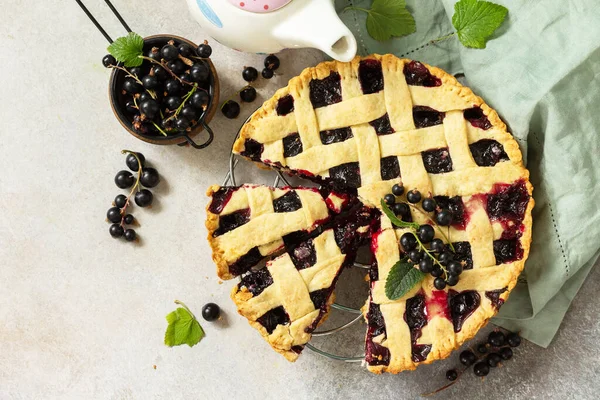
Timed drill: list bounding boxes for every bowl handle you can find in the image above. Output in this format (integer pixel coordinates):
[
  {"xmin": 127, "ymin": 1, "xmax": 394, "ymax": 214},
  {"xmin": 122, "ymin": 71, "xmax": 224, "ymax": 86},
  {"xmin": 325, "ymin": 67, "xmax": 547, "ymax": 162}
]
[{"xmin": 182, "ymin": 121, "xmax": 214, "ymax": 149}]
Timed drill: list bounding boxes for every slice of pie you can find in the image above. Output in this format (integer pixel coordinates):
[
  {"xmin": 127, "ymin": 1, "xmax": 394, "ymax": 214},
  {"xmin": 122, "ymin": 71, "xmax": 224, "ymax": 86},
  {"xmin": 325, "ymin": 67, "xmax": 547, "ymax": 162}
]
[
  {"xmin": 208, "ymin": 54, "xmax": 533, "ymax": 373},
  {"xmin": 231, "ymin": 208, "xmax": 376, "ymax": 361},
  {"xmin": 206, "ymin": 184, "xmax": 357, "ymax": 280}
]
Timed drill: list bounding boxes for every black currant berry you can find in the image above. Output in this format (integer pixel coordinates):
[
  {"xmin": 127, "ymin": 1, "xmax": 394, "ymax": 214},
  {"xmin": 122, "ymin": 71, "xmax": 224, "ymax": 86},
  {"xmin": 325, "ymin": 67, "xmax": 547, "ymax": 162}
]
[
  {"xmin": 139, "ymin": 92, "xmax": 153, "ymax": 102},
  {"xmin": 202, "ymin": 303, "xmax": 220, "ymax": 321},
  {"xmin": 178, "ymin": 44, "xmax": 193, "ymax": 57},
  {"xmin": 488, "ymin": 331, "xmax": 506, "ymax": 347},
  {"xmin": 102, "ymin": 54, "xmax": 116, "ymax": 68},
  {"xmin": 161, "ymin": 44, "xmax": 179, "ymax": 61},
  {"xmin": 165, "ymin": 96, "xmax": 183, "ymax": 111},
  {"xmin": 447, "ymin": 261, "xmax": 463, "ymax": 275},
  {"xmin": 419, "ymin": 257, "xmax": 433, "ymax": 273},
  {"xmin": 393, "ymin": 202, "xmax": 409, "ymax": 217},
  {"xmin": 408, "ymin": 250, "xmax": 423, "ymax": 262},
  {"xmin": 473, "ymin": 362, "xmax": 490, "ymax": 377},
  {"xmin": 114, "ymin": 194, "xmax": 127, "ymax": 208},
  {"xmin": 179, "ymin": 72, "xmax": 192, "ymax": 83},
  {"xmin": 165, "ymin": 79, "xmax": 183, "ymax": 95},
  {"xmin": 190, "ymin": 63, "xmax": 209, "ymax": 82},
  {"xmin": 140, "ymin": 99, "xmax": 160, "ymax": 119},
  {"xmin": 115, "ymin": 170, "xmax": 134, "ymax": 189},
  {"xmin": 107, "ymin": 207, "xmax": 122, "ymax": 223},
  {"xmin": 460, "ymin": 350, "xmax": 477, "ymax": 366},
  {"xmin": 221, "ymin": 100, "xmax": 240, "ymax": 119},
  {"xmin": 431, "ymin": 266, "xmax": 443, "ymax": 277},
  {"xmin": 430, "ymin": 238, "xmax": 445, "ymax": 252},
  {"xmin": 507, "ymin": 332, "xmax": 521, "ymax": 347},
  {"xmin": 124, "ymin": 228, "xmax": 137, "ymax": 242},
  {"xmin": 140, "ymin": 167, "xmax": 160, "ymax": 188},
  {"xmin": 181, "ymin": 106, "xmax": 198, "ymax": 121},
  {"xmin": 384, "ymin": 194, "xmax": 396, "ymax": 205},
  {"xmin": 168, "ymin": 60, "xmax": 186, "ymax": 75},
  {"xmin": 135, "ymin": 189, "xmax": 153, "ymax": 207},
  {"xmin": 446, "ymin": 369, "xmax": 458, "ymax": 381},
  {"xmin": 436, "ymin": 209, "xmax": 453, "ymax": 226},
  {"xmin": 148, "ymin": 48, "xmax": 161, "ymax": 61},
  {"xmin": 129, "ymin": 67, "xmax": 143, "ymax": 76},
  {"xmin": 400, "ymin": 233, "xmax": 417, "ymax": 251},
  {"xmin": 123, "ymin": 214, "xmax": 134, "ymax": 225},
  {"xmin": 477, "ymin": 343, "xmax": 488, "ymax": 354},
  {"xmin": 499, "ymin": 347, "xmax": 513, "ymax": 360},
  {"xmin": 446, "ymin": 273, "xmax": 459, "ymax": 286},
  {"xmin": 264, "ymin": 54, "xmax": 280, "ymax": 70},
  {"xmin": 126, "ymin": 152, "xmax": 145, "ymax": 171},
  {"xmin": 486, "ymin": 353, "xmax": 502, "ymax": 367},
  {"xmin": 123, "ymin": 79, "xmax": 143, "ymax": 94},
  {"xmin": 240, "ymin": 86, "xmax": 257, "ymax": 103},
  {"xmin": 191, "ymin": 91, "xmax": 209, "ymax": 109},
  {"xmin": 261, "ymin": 68, "xmax": 274, "ymax": 79},
  {"xmin": 125, "ymin": 100, "xmax": 137, "ymax": 114},
  {"xmin": 422, "ymin": 198, "xmax": 436, "ymax": 212},
  {"xmin": 109, "ymin": 223, "xmax": 124, "ymax": 238},
  {"xmin": 434, "ymin": 277, "xmax": 446, "ymax": 290},
  {"xmin": 392, "ymin": 184, "xmax": 405, "ymax": 196},
  {"xmin": 242, "ymin": 66, "xmax": 258, "ymax": 82},
  {"xmin": 406, "ymin": 190, "xmax": 422, "ymax": 204},
  {"xmin": 417, "ymin": 224, "xmax": 434, "ymax": 243},
  {"xmin": 196, "ymin": 43, "xmax": 213, "ymax": 58},
  {"xmin": 152, "ymin": 65, "xmax": 168, "ymax": 81},
  {"xmin": 141, "ymin": 75, "xmax": 159, "ymax": 89},
  {"xmin": 175, "ymin": 116, "xmax": 191, "ymax": 130},
  {"xmin": 438, "ymin": 251, "xmax": 453, "ymax": 265}
]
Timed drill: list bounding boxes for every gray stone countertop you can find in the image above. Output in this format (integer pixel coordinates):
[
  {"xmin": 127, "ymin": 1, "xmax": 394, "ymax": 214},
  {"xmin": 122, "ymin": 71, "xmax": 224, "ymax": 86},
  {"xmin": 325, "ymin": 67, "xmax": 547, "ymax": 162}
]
[{"xmin": 1, "ymin": 1, "xmax": 598, "ymax": 399}]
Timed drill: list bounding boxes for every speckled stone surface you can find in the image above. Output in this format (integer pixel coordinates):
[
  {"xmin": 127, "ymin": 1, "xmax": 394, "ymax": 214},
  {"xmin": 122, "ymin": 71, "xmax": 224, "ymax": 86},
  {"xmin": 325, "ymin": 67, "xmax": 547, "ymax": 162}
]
[{"xmin": 1, "ymin": 1, "xmax": 599, "ymax": 399}]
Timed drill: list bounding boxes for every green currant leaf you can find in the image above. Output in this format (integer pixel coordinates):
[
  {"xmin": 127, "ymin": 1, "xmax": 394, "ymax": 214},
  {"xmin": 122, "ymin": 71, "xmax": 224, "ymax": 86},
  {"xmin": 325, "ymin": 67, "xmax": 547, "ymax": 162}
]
[
  {"xmin": 107, "ymin": 32, "xmax": 145, "ymax": 67},
  {"xmin": 347, "ymin": 0, "xmax": 416, "ymax": 42},
  {"xmin": 452, "ymin": 0, "xmax": 508, "ymax": 49},
  {"xmin": 385, "ymin": 261, "xmax": 426, "ymax": 300},
  {"xmin": 164, "ymin": 302, "xmax": 204, "ymax": 347},
  {"xmin": 380, "ymin": 199, "xmax": 419, "ymax": 229}
]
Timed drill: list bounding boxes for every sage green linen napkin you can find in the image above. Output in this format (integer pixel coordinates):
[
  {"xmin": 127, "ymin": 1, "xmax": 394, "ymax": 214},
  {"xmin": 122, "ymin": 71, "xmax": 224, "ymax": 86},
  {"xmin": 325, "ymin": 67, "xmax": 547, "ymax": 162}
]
[{"xmin": 336, "ymin": 0, "xmax": 600, "ymax": 347}]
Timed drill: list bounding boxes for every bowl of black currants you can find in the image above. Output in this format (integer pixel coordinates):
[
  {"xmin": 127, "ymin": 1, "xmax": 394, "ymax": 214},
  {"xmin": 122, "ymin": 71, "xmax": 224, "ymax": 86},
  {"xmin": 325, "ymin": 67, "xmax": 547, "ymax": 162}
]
[{"xmin": 105, "ymin": 34, "xmax": 219, "ymax": 149}]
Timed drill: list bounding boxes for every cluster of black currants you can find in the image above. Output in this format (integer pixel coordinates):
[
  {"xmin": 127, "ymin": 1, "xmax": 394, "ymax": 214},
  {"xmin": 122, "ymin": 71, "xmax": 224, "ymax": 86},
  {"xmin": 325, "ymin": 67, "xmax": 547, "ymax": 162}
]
[
  {"xmin": 446, "ymin": 330, "xmax": 522, "ymax": 382},
  {"xmin": 384, "ymin": 184, "xmax": 462, "ymax": 289},
  {"xmin": 221, "ymin": 54, "xmax": 281, "ymax": 119},
  {"xmin": 102, "ymin": 40, "xmax": 213, "ymax": 137},
  {"xmin": 106, "ymin": 151, "xmax": 160, "ymax": 241}
]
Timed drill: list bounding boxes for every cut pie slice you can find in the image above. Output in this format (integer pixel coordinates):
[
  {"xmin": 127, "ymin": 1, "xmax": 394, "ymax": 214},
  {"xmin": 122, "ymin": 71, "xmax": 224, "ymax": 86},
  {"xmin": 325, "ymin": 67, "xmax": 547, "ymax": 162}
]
[
  {"xmin": 206, "ymin": 184, "xmax": 358, "ymax": 280},
  {"xmin": 231, "ymin": 207, "xmax": 376, "ymax": 361}
]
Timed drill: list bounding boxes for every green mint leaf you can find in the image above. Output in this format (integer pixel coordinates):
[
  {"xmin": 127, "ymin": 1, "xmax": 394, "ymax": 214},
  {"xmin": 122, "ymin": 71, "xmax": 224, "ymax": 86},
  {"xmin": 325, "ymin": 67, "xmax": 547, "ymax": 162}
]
[
  {"xmin": 380, "ymin": 199, "xmax": 419, "ymax": 229},
  {"xmin": 347, "ymin": 0, "xmax": 416, "ymax": 42},
  {"xmin": 452, "ymin": 0, "xmax": 508, "ymax": 49},
  {"xmin": 164, "ymin": 302, "xmax": 204, "ymax": 347},
  {"xmin": 107, "ymin": 32, "xmax": 144, "ymax": 67},
  {"xmin": 385, "ymin": 261, "xmax": 426, "ymax": 300}
]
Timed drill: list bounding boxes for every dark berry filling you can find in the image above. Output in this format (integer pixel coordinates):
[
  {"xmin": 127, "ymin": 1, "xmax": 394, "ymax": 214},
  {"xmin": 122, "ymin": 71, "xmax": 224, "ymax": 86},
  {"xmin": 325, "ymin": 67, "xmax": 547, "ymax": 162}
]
[
  {"xmin": 403, "ymin": 61, "xmax": 441, "ymax": 87},
  {"xmin": 487, "ymin": 181, "xmax": 530, "ymax": 222},
  {"xmin": 485, "ymin": 287, "xmax": 508, "ymax": 310},
  {"xmin": 257, "ymin": 306, "xmax": 290, "ymax": 334},
  {"xmin": 493, "ymin": 238, "xmax": 523, "ymax": 264},
  {"xmin": 309, "ymin": 288, "xmax": 331, "ymax": 311},
  {"xmin": 291, "ymin": 345, "xmax": 304, "ymax": 354},
  {"xmin": 309, "ymin": 72, "xmax": 342, "ymax": 109},
  {"xmin": 422, "ymin": 148, "xmax": 453, "ymax": 174},
  {"xmin": 213, "ymin": 208, "xmax": 251, "ymax": 237},
  {"xmin": 276, "ymin": 94, "xmax": 295, "ymax": 116},
  {"xmin": 273, "ymin": 191, "xmax": 302, "ymax": 213},
  {"xmin": 208, "ymin": 186, "xmax": 238, "ymax": 214},
  {"xmin": 320, "ymin": 127, "xmax": 353, "ymax": 145},
  {"xmin": 413, "ymin": 106, "xmax": 445, "ymax": 128},
  {"xmin": 282, "ymin": 230, "xmax": 312, "ymax": 249},
  {"xmin": 239, "ymin": 268, "xmax": 273, "ymax": 296},
  {"xmin": 434, "ymin": 196, "xmax": 467, "ymax": 229},
  {"xmin": 290, "ymin": 239, "xmax": 317, "ymax": 270},
  {"xmin": 464, "ymin": 107, "xmax": 491, "ymax": 130},
  {"xmin": 448, "ymin": 290, "xmax": 481, "ymax": 332},
  {"xmin": 405, "ymin": 293, "xmax": 431, "ymax": 363},
  {"xmin": 229, "ymin": 247, "xmax": 264, "ymax": 277},
  {"xmin": 366, "ymin": 302, "xmax": 390, "ymax": 366},
  {"xmin": 369, "ymin": 260, "xmax": 379, "ymax": 282},
  {"xmin": 369, "ymin": 113, "xmax": 395, "ymax": 135},
  {"xmin": 380, "ymin": 156, "xmax": 401, "ymax": 180},
  {"xmin": 329, "ymin": 162, "xmax": 361, "ymax": 188},
  {"xmin": 358, "ymin": 59, "xmax": 384, "ymax": 94},
  {"xmin": 282, "ymin": 133, "xmax": 303, "ymax": 158},
  {"xmin": 241, "ymin": 138, "xmax": 264, "ymax": 161},
  {"xmin": 333, "ymin": 207, "xmax": 376, "ymax": 254},
  {"xmin": 470, "ymin": 139, "xmax": 509, "ymax": 167},
  {"xmin": 451, "ymin": 241, "xmax": 473, "ymax": 270}
]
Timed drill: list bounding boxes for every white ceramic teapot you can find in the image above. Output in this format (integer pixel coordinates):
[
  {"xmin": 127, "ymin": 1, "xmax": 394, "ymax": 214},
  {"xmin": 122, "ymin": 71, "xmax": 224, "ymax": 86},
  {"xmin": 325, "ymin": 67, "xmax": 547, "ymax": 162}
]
[{"xmin": 186, "ymin": 0, "xmax": 357, "ymax": 62}]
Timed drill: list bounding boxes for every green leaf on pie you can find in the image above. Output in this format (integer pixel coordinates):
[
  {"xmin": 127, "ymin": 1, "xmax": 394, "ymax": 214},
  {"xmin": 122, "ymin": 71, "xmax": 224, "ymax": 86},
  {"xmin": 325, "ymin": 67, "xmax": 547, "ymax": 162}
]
[
  {"xmin": 380, "ymin": 199, "xmax": 419, "ymax": 230},
  {"xmin": 385, "ymin": 261, "xmax": 426, "ymax": 300},
  {"xmin": 452, "ymin": 0, "xmax": 508, "ymax": 49},
  {"xmin": 107, "ymin": 32, "xmax": 145, "ymax": 67},
  {"xmin": 347, "ymin": 0, "xmax": 416, "ymax": 42},
  {"xmin": 164, "ymin": 302, "xmax": 204, "ymax": 348}
]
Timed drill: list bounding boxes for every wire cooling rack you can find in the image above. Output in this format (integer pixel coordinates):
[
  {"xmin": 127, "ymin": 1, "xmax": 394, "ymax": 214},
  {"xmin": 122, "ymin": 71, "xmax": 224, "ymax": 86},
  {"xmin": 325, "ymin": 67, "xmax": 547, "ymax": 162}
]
[{"xmin": 223, "ymin": 119, "xmax": 366, "ymax": 362}]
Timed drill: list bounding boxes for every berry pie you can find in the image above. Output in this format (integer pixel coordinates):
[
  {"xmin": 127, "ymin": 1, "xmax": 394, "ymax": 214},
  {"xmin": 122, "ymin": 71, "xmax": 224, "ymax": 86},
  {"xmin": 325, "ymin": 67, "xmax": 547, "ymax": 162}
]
[{"xmin": 207, "ymin": 54, "xmax": 533, "ymax": 373}]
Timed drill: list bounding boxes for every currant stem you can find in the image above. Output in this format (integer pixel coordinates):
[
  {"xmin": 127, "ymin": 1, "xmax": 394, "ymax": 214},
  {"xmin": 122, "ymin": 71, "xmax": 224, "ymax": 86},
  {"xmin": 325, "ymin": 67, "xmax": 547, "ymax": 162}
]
[
  {"xmin": 174, "ymin": 300, "xmax": 197, "ymax": 320},
  {"xmin": 420, "ymin": 366, "xmax": 468, "ymax": 397},
  {"xmin": 220, "ymin": 85, "xmax": 252, "ymax": 110},
  {"xmin": 429, "ymin": 32, "xmax": 456, "ymax": 45},
  {"xmin": 109, "ymin": 65, "xmax": 157, "ymax": 100},
  {"xmin": 152, "ymin": 122, "xmax": 169, "ymax": 137},
  {"xmin": 120, "ymin": 150, "xmax": 143, "ymax": 201},
  {"xmin": 410, "ymin": 231, "xmax": 448, "ymax": 279}
]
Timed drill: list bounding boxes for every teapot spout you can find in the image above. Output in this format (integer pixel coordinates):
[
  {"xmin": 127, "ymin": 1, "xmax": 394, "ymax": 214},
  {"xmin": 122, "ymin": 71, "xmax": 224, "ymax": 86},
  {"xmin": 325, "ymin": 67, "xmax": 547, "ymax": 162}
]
[{"xmin": 273, "ymin": 0, "xmax": 357, "ymax": 62}]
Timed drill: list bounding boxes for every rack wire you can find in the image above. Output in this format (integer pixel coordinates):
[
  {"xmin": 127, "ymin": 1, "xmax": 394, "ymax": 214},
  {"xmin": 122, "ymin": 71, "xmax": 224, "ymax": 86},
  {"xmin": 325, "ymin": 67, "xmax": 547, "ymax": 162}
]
[{"xmin": 223, "ymin": 120, "xmax": 366, "ymax": 362}]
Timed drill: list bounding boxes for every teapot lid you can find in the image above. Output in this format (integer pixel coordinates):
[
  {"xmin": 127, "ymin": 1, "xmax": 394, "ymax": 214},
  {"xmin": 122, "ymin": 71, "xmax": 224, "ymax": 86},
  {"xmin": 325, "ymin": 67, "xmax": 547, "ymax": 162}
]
[{"xmin": 228, "ymin": 0, "xmax": 292, "ymax": 13}]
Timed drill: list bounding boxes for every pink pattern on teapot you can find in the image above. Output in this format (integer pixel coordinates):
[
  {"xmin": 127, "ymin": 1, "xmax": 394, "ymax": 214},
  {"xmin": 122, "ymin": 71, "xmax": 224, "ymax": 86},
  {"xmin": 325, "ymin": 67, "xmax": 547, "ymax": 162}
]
[{"xmin": 228, "ymin": 0, "xmax": 292, "ymax": 13}]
